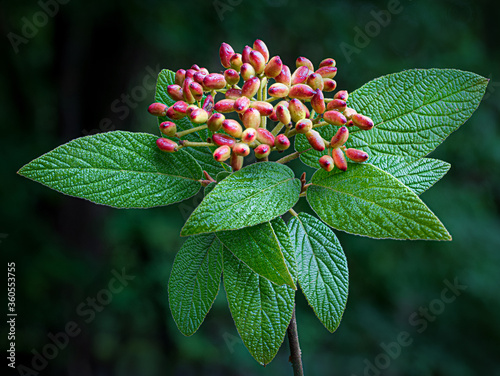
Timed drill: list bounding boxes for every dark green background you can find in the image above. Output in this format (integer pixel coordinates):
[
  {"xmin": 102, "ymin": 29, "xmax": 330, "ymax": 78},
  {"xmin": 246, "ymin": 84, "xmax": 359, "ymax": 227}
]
[{"xmin": 2, "ymin": 0, "xmax": 499, "ymax": 375}]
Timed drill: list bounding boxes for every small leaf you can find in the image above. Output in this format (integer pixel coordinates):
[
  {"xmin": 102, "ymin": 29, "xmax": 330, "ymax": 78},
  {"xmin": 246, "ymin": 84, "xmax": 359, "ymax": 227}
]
[
  {"xmin": 18, "ymin": 131, "xmax": 202, "ymax": 208},
  {"xmin": 181, "ymin": 162, "xmax": 301, "ymax": 236},
  {"xmin": 217, "ymin": 221, "xmax": 295, "ymax": 289},
  {"xmin": 288, "ymin": 213, "xmax": 348, "ymax": 332},
  {"xmin": 223, "ymin": 247, "xmax": 294, "ymax": 365},
  {"xmin": 168, "ymin": 234, "xmax": 223, "ymax": 336},
  {"xmin": 307, "ymin": 164, "xmax": 451, "ymax": 240}
]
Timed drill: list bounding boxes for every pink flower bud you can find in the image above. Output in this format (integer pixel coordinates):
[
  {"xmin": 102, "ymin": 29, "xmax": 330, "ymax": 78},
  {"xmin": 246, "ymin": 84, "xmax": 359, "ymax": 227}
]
[
  {"xmin": 230, "ymin": 53, "xmax": 243, "ymax": 71},
  {"xmin": 202, "ymin": 95, "xmax": 214, "ymax": 115},
  {"xmin": 242, "ymin": 107, "xmax": 261, "ymax": 129},
  {"xmin": 230, "ymin": 153, "xmax": 244, "ymax": 171},
  {"xmin": 234, "ymin": 96, "xmax": 251, "ymax": 113},
  {"xmin": 289, "ymin": 84, "xmax": 316, "ymax": 100},
  {"xmin": 269, "ymin": 110, "xmax": 278, "ymax": 122},
  {"xmin": 240, "ymin": 63, "xmax": 256, "ymax": 81},
  {"xmin": 222, "ymin": 119, "xmax": 243, "ymax": 138},
  {"xmin": 225, "ymin": 88, "xmax": 242, "ymax": 100},
  {"xmin": 276, "ymin": 105, "xmax": 291, "ymax": 125},
  {"xmin": 324, "ymin": 110, "xmax": 347, "ymax": 126},
  {"xmin": 199, "ymin": 67, "xmax": 209, "ymax": 75},
  {"xmin": 204, "ymin": 73, "xmax": 226, "ymax": 90},
  {"xmin": 167, "ymin": 85, "xmax": 184, "ymax": 102},
  {"xmin": 351, "ymin": 114, "xmax": 374, "ymax": 130},
  {"xmin": 189, "ymin": 108, "xmax": 209, "ymax": 124},
  {"xmin": 256, "ymin": 128, "xmax": 275, "ymax": 146},
  {"xmin": 323, "ymin": 79, "xmax": 337, "ymax": 92},
  {"xmin": 289, "ymin": 98, "xmax": 308, "ymax": 122},
  {"xmin": 166, "ymin": 106, "xmax": 184, "ymax": 120},
  {"xmin": 332, "ymin": 148, "xmax": 347, "ymax": 171},
  {"xmin": 311, "ymin": 90, "xmax": 326, "ymax": 114},
  {"xmin": 242, "ymin": 76, "xmax": 260, "ymax": 98},
  {"xmin": 190, "ymin": 82, "xmax": 204, "ymax": 101},
  {"xmin": 175, "ymin": 69, "xmax": 186, "ymax": 86},
  {"xmin": 182, "ymin": 78, "xmax": 195, "ymax": 104},
  {"xmin": 156, "ymin": 138, "xmax": 178, "ymax": 152},
  {"xmin": 295, "ymin": 119, "xmax": 313, "ymax": 134},
  {"xmin": 191, "ymin": 64, "xmax": 201, "ymax": 71},
  {"xmin": 214, "ymin": 99, "xmax": 235, "ymax": 113},
  {"xmin": 241, "ymin": 128, "xmax": 257, "ymax": 143},
  {"xmin": 148, "ymin": 102, "xmax": 168, "ymax": 116},
  {"xmin": 345, "ymin": 148, "xmax": 369, "ymax": 163},
  {"xmin": 254, "ymin": 144, "xmax": 271, "ymax": 159},
  {"xmin": 220, "ymin": 42, "xmax": 235, "ymax": 68},
  {"xmin": 213, "ymin": 145, "xmax": 231, "ymax": 162},
  {"xmin": 186, "ymin": 105, "xmax": 198, "ymax": 116},
  {"xmin": 264, "ymin": 56, "xmax": 283, "ymax": 78},
  {"xmin": 249, "ymin": 50, "xmax": 266, "ymax": 74},
  {"xmin": 268, "ymin": 83, "xmax": 290, "ymax": 98},
  {"xmin": 343, "ymin": 107, "xmax": 357, "ymax": 119},
  {"xmin": 318, "ymin": 155, "xmax": 334, "ymax": 172},
  {"xmin": 173, "ymin": 101, "xmax": 189, "ymax": 116},
  {"xmin": 334, "ymin": 90, "xmax": 349, "ymax": 101},
  {"xmin": 306, "ymin": 130, "xmax": 326, "ymax": 152},
  {"xmin": 326, "ymin": 99, "xmax": 347, "ymax": 113},
  {"xmin": 275, "ymin": 64, "xmax": 291, "ymax": 86},
  {"xmin": 315, "ymin": 66, "xmax": 338, "ymax": 79},
  {"xmin": 207, "ymin": 113, "xmax": 225, "ymax": 132},
  {"xmin": 212, "ymin": 133, "xmax": 236, "ymax": 147},
  {"xmin": 224, "ymin": 69, "xmax": 240, "ymax": 86},
  {"xmin": 242, "ymin": 45, "xmax": 252, "ymax": 64},
  {"xmin": 291, "ymin": 66, "xmax": 311, "ymax": 85},
  {"xmin": 346, "ymin": 120, "xmax": 355, "ymax": 127},
  {"xmin": 276, "ymin": 100, "xmax": 289, "ymax": 109},
  {"xmin": 159, "ymin": 121, "xmax": 177, "ymax": 137},
  {"xmin": 253, "ymin": 39, "xmax": 270, "ymax": 63},
  {"xmin": 233, "ymin": 142, "xmax": 250, "ymax": 157},
  {"xmin": 319, "ymin": 58, "xmax": 336, "ymax": 68},
  {"xmin": 330, "ymin": 126, "xmax": 349, "ymax": 148},
  {"xmin": 194, "ymin": 71, "xmax": 208, "ymax": 86},
  {"xmin": 275, "ymin": 134, "xmax": 290, "ymax": 151},
  {"xmin": 185, "ymin": 69, "xmax": 196, "ymax": 80},
  {"xmin": 307, "ymin": 73, "xmax": 324, "ymax": 91},
  {"xmin": 296, "ymin": 56, "xmax": 314, "ymax": 71},
  {"xmin": 250, "ymin": 101, "xmax": 273, "ymax": 116}
]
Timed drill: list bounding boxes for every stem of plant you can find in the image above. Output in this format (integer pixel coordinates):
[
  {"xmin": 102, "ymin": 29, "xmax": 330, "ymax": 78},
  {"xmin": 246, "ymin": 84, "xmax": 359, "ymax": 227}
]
[
  {"xmin": 178, "ymin": 140, "xmax": 214, "ymax": 148},
  {"xmin": 275, "ymin": 148, "xmax": 312, "ymax": 164},
  {"xmin": 176, "ymin": 124, "xmax": 208, "ymax": 138},
  {"xmin": 287, "ymin": 306, "xmax": 304, "ymax": 376}
]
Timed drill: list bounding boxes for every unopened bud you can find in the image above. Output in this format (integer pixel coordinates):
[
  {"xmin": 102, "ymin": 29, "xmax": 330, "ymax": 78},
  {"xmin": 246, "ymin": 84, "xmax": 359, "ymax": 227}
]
[
  {"xmin": 242, "ymin": 45, "xmax": 252, "ymax": 64},
  {"xmin": 240, "ymin": 63, "xmax": 256, "ymax": 81},
  {"xmin": 225, "ymin": 88, "xmax": 242, "ymax": 100},
  {"xmin": 351, "ymin": 114, "xmax": 374, "ymax": 130},
  {"xmin": 222, "ymin": 119, "xmax": 243, "ymax": 138},
  {"xmin": 276, "ymin": 105, "xmax": 291, "ymax": 125},
  {"xmin": 212, "ymin": 133, "xmax": 236, "ymax": 147},
  {"xmin": 269, "ymin": 110, "xmax": 278, "ymax": 122},
  {"xmin": 194, "ymin": 71, "xmax": 207, "ymax": 86},
  {"xmin": 289, "ymin": 84, "xmax": 316, "ymax": 100},
  {"xmin": 190, "ymin": 82, "xmax": 204, "ymax": 101},
  {"xmin": 343, "ymin": 107, "xmax": 357, "ymax": 119},
  {"xmin": 182, "ymin": 78, "xmax": 195, "ymax": 104},
  {"xmin": 166, "ymin": 106, "xmax": 184, "ymax": 120},
  {"xmin": 220, "ymin": 42, "xmax": 235, "ymax": 68},
  {"xmin": 324, "ymin": 110, "xmax": 347, "ymax": 126},
  {"xmin": 185, "ymin": 69, "xmax": 197, "ymax": 80},
  {"xmin": 319, "ymin": 58, "xmax": 336, "ymax": 68},
  {"xmin": 256, "ymin": 128, "xmax": 275, "ymax": 146},
  {"xmin": 214, "ymin": 99, "xmax": 235, "ymax": 113},
  {"xmin": 307, "ymin": 73, "xmax": 324, "ymax": 91},
  {"xmin": 249, "ymin": 50, "xmax": 266, "ymax": 74},
  {"xmin": 296, "ymin": 56, "xmax": 314, "ymax": 71},
  {"xmin": 326, "ymin": 99, "xmax": 347, "ymax": 112},
  {"xmin": 191, "ymin": 64, "xmax": 201, "ymax": 71},
  {"xmin": 148, "ymin": 102, "xmax": 168, "ymax": 117},
  {"xmin": 204, "ymin": 73, "xmax": 226, "ymax": 90},
  {"xmin": 253, "ymin": 39, "xmax": 270, "ymax": 62},
  {"xmin": 295, "ymin": 119, "xmax": 313, "ymax": 134},
  {"xmin": 275, "ymin": 134, "xmax": 290, "ymax": 151},
  {"xmin": 207, "ymin": 113, "xmax": 225, "ymax": 132},
  {"xmin": 268, "ymin": 83, "xmax": 290, "ymax": 98},
  {"xmin": 289, "ymin": 98, "xmax": 308, "ymax": 122},
  {"xmin": 345, "ymin": 148, "xmax": 369, "ymax": 163},
  {"xmin": 242, "ymin": 76, "xmax": 260, "ymax": 98},
  {"xmin": 189, "ymin": 108, "xmax": 209, "ymax": 124},
  {"xmin": 173, "ymin": 101, "xmax": 189, "ymax": 116},
  {"xmin": 332, "ymin": 148, "xmax": 347, "ymax": 171},
  {"xmin": 330, "ymin": 126, "xmax": 349, "ymax": 148},
  {"xmin": 186, "ymin": 105, "xmax": 198, "ymax": 116},
  {"xmin": 264, "ymin": 56, "xmax": 283, "ymax": 78},
  {"xmin": 167, "ymin": 85, "xmax": 184, "ymax": 102},
  {"xmin": 233, "ymin": 142, "xmax": 251, "ymax": 157},
  {"xmin": 230, "ymin": 53, "xmax": 243, "ymax": 71},
  {"xmin": 213, "ymin": 145, "xmax": 231, "ymax": 162},
  {"xmin": 250, "ymin": 101, "xmax": 274, "ymax": 116},
  {"xmin": 315, "ymin": 66, "xmax": 338, "ymax": 79},
  {"xmin": 291, "ymin": 66, "xmax": 311, "ymax": 85},
  {"xmin": 346, "ymin": 120, "xmax": 355, "ymax": 127},
  {"xmin": 323, "ymin": 79, "xmax": 337, "ymax": 92},
  {"xmin": 334, "ymin": 90, "xmax": 349, "ymax": 101},
  {"xmin": 241, "ymin": 128, "xmax": 257, "ymax": 143},
  {"xmin": 254, "ymin": 144, "xmax": 271, "ymax": 159},
  {"xmin": 318, "ymin": 155, "xmax": 334, "ymax": 172},
  {"xmin": 202, "ymin": 95, "xmax": 214, "ymax": 115},
  {"xmin": 199, "ymin": 67, "xmax": 209, "ymax": 75},
  {"xmin": 224, "ymin": 69, "xmax": 240, "ymax": 86},
  {"xmin": 234, "ymin": 96, "xmax": 251, "ymax": 113},
  {"xmin": 311, "ymin": 90, "xmax": 326, "ymax": 114},
  {"xmin": 156, "ymin": 138, "xmax": 178, "ymax": 152},
  {"xmin": 306, "ymin": 130, "xmax": 326, "ymax": 152},
  {"xmin": 230, "ymin": 153, "xmax": 244, "ymax": 171},
  {"xmin": 159, "ymin": 121, "xmax": 177, "ymax": 137},
  {"xmin": 175, "ymin": 69, "xmax": 186, "ymax": 86},
  {"xmin": 242, "ymin": 107, "xmax": 261, "ymax": 129},
  {"xmin": 275, "ymin": 64, "xmax": 291, "ymax": 86}
]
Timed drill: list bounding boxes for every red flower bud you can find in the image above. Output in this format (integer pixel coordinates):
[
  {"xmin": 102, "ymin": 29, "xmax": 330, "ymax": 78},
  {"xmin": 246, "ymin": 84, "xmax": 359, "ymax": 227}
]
[
  {"xmin": 264, "ymin": 56, "xmax": 283, "ymax": 78},
  {"xmin": 230, "ymin": 53, "xmax": 243, "ymax": 71},
  {"xmin": 230, "ymin": 153, "xmax": 244, "ymax": 171},
  {"xmin": 275, "ymin": 64, "xmax": 291, "ymax": 86},
  {"xmin": 250, "ymin": 101, "xmax": 274, "ymax": 116},
  {"xmin": 175, "ymin": 69, "xmax": 186, "ymax": 86},
  {"xmin": 202, "ymin": 95, "xmax": 214, "ymax": 115},
  {"xmin": 291, "ymin": 66, "xmax": 311, "ymax": 85},
  {"xmin": 307, "ymin": 73, "xmax": 324, "ymax": 91},
  {"xmin": 249, "ymin": 50, "xmax": 266, "ymax": 74},
  {"xmin": 330, "ymin": 126, "xmax": 349, "ymax": 148},
  {"xmin": 182, "ymin": 78, "xmax": 195, "ymax": 104},
  {"xmin": 332, "ymin": 148, "xmax": 347, "ymax": 171},
  {"xmin": 242, "ymin": 45, "xmax": 252, "ymax": 64},
  {"xmin": 253, "ymin": 39, "xmax": 269, "ymax": 63},
  {"xmin": 190, "ymin": 82, "xmax": 204, "ymax": 101},
  {"xmin": 159, "ymin": 121, "xmax": 177, "ymax": 137},
  {"xmin": 189, "ymin": 108, "xmax": 209, "ymax": 124},
  {"xmin": 269, "ymin": 110, "xmax": 278, "ymax": 122},
  {"xmin": 214, "ymin": 99, "xmax": 235, "ymax": 113},
  {"xmin": 173, "ymin": 100, "xmax": 188, "ymax": 115},
  {"xmin": 234, "ymin": 96, "xmax": 251, "ymax": 113},
  {"xmin": 324, "ymin": 110, "xmax": 347, "ymax": 126},
  {"xmin": 345, "ymin": 148, "xmax": 369, "ymax": 163},
  {"xmin": 199, "ymin": 67, "xmax": 209, "ymax": 75},
  {"xmin": 323, "ymin": 79, "xmax": 337, "ymax": 92},
  {"xmin": 191, "ymin": 64, "xmax": 201, "ymax": 71},
  {"xmin": 233, "ymin": 142, "xmax": 250, "ymax": 157},
  {"xmin": 289, "ymin": 84, "xmax": 315, "ymax": 100},
  {"xmin": 167, "ymin": 85, "xmax": 184, "ymax": 102},
  {"xmin": 343, "ymin": 107, "xmax": 357, "ymax": 119},
  {"xmin": 306, "ymin": 130, "xmax": 326, "ymax": 151},
  {"xmin": 156, "ymin": 137, "xmax": 178, "ymax": 152},
  {"xmin": 276, "ymin": 105, "xmax": 291, "ymax": 125},
  {"xmin": 275, "ymin": 134, "xmax": 290, "ymax": 151},
  {"xmin": 319, "ymin": 58, "xmax": 336, "ymax": 68},
  {"xmin": 225, "ymin": 88, "xmax": 242, "ymax": 100},
  {"xmin": 289, "ymin": 98, "xmax": 308, "ymax": 122},
  {"xmin": 351, "ymin": 114, "xmax": 374, "ymax": 130},
  {"xmin": 194, "ymin": 71, "xmax": 207, "ymax": 86},
  {"xmin": 220, "ymin": 42, "xmax": 235, "ymax": 68},
  {"xmin": 315, "ymin": 66, "xmax": 338, "ymax": 79},
  {"xmin": 224, "ymin": 69, "xmax": 240, "ymax": 86},
  {"xmin": 242, "ymin": 76, "xmax": 260, "ymax": 98},
  {"xmin": 148, "ymin": 102, "xmax": 168, "ymax": 116},
  {"xmin": 295, "ymin": 119, "xmax": 313, "ymax": 134},
  {"xmin": 213, "ymin": 145, "xmax": 231, "ymax": 162},
  {"xmin": 207, "ymin": 113, "xmax": 225, "ymax": 132},
  {"xmin": 242, "ymin": 107, "xmax": 261, "ymax": 129},
  {"xmin": 186, "ymin": 105, "xmax": 198, "ymax": 116},
  {"xmin": 241, "ymin": 128, "xmax": 257, "ymax": 143},
  {"xmin": 318, "ymin": 155, "xmax": 334, "ymax": 172},
  {"xmin": 212, "ymin": 133, "xmax": 236, "ymax": 147},
  {"xmin": 204, "ymin": 73, "xmax": 226, "ymax": 90},
  {"xmin": 311, "ymin": 90, "xmax": 326, "ymax": 114},
  {"xmin": 326, "ymin": 99, "xmax": 347, "ymax": 113},
  {"xmin": 240, "ymin": 63, "xmax": 256, "ymax": 81},
  {"xmin": 166, "ymin": 106, "xmax": 184, "ymax": 120},
  {"xmin": 222, "ymin": 119, "xmax": 243, "ymax": 138},
  {"xmin": 254, "ymin": 144, "xmax": 271, "ymax": 159},
  {"xmin": 334, "ymin": 90, "xmax": 349, "ymax": 101},
  {"xmin": 296, "ymin": 56, "xmax": 314, "ymax": 71},
  {"xmin": 346, "ymin": 120, "xmax": 355, "ymax": 127},
  {"xmin": 268, "ymin": 83, "xmax": 290, "ymax": 98},
  {"xmin": 185, "ymin": 69, "xmax": 196, "ymax": 80},
  {"xmin": 256, "ymin": 128, "xmax": 275, "ymax": 146}
]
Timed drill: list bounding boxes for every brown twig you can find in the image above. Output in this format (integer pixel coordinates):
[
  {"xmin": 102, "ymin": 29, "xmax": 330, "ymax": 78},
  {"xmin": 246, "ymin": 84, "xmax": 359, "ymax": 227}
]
[{"xmin": 287, "ymin": 306, "xmax": 304, "ymax": 376}]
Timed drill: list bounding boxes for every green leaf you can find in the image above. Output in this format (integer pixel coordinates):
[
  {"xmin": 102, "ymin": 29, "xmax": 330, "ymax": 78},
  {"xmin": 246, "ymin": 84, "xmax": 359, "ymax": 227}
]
[
  {"xmin": 168, "ymin": 234, "xmax": 223, "ymax": 336},
  {"xmin": 271, "ymin": 217, "xmax": 297, "ymax": 282},
  {"xmin": 369, "ymin": 156, "xmax": 450, "ymax": 195},
  {"xmin": 18, "ymin": 131, "xmax": 202, "ymax": 208},
  {"xmin": 204, "ymin": 182, "xmax": 216, "ymax": 196},
  {"xmin": 223, "ymin": 247, "xmax": 294, "ymax": 365},
  {"xmin": 307, "ymin": 164, "xmax": 451, "ymax": 240},
  {"xmin": 217, "ymin": 221, "xmax": 295, "ymax": 289},
  {"xmin": 181, "ymin": 162, "xmax": 301, "ymax": 236},
  {"xmin": 288, "ymin": 213, "xmax": 348, "ymax": 332}
]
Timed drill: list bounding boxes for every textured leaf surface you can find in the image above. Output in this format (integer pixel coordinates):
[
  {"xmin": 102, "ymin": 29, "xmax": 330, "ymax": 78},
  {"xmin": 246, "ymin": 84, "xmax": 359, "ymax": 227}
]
[
  {"xmin": 181, "ymin": 162, "xmax": 301, "ymax": 236},
  {"xmin": 217, "ymin": 221, "xmax": 295, "ymax": 288},
  {"xmin": 271, "ymin": 217, "xmax": 297, "ymax": 282},
  {"xmin": 307, "ymin": 164, "xmax": 451, "ymax": 240},
  {"xmin": 288, "ymin": 213, "xmax": 348, "ymax": 332},
  {"xmin": 223, "ymin": 247, "xmax": 294, "ymax": 365},
  {"xmin": 168, "ymin": 234, "xmax": 223, "ymax": 336},
  {"xmin": 18, "ymin": 131, "xmax": 202, "ymax": 208}
]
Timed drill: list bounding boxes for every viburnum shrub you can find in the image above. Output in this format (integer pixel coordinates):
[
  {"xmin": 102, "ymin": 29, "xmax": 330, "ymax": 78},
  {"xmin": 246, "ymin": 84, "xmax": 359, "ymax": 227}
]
[{"xmin": 19, "ymin": 39, "xmax": 488, "ymax": 374}]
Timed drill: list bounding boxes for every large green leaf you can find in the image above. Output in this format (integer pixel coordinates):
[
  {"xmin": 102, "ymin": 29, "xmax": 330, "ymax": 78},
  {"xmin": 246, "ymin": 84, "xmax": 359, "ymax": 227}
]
[
  {"xmin": 168, "ymin": 234, "xmax": 223, "ymax": 336},
  {"xmin": 217, "ymin": 219, "xmax": 295, "ymax": 288},
  {"xmin": 271, "ymin": 217, "xmax": 297, "ymax": 282},
  {"xmin": 18, "ymin": 131, "xmax": 202, "ymax": 208},
  {"xmin": 181, "ymin": 162, "xmax": 301, "ymax": 236},
  {"xmin": 307, "ymin": 164, "xmax": 451, "ymax": 240},
  {"xmin": 223, "ymin": 246, "xmax": 294, "ymax": 365},
  {"xmin": 288, "ymin": 213, "xmax": 348, "ymax": 332}
]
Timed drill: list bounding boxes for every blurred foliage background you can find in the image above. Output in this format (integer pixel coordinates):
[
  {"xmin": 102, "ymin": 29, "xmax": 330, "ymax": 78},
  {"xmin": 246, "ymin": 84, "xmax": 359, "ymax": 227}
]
[{"xmin": 1, "ymin": 0, "xmax": 499, "ymax": 375}]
